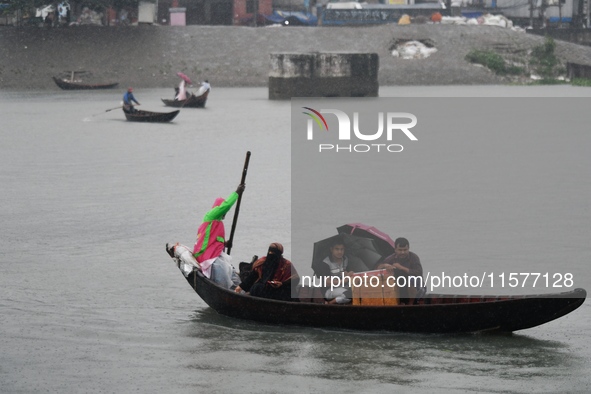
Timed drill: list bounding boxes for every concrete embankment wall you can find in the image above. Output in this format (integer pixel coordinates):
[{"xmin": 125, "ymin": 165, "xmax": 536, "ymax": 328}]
[{"xmin": 3, "ymin": 24, "xmax": 591, "ymax": 91}]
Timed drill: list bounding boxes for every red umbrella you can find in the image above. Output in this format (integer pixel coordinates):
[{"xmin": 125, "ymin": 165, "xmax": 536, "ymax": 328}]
[{"xmin": 176, "ymin": 72, "xmax": 192, "ymax": 85}]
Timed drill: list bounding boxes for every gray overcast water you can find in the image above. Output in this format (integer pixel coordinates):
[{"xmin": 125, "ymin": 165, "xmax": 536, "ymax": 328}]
[{"xmin": 1, "ymin": 86, "xmax": 590, "ymax": 393}]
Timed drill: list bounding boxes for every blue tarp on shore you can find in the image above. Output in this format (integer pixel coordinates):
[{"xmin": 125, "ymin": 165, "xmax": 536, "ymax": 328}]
[{"xmin": 265, "ymin": 11, "xmax": 318, "ymax": 26}]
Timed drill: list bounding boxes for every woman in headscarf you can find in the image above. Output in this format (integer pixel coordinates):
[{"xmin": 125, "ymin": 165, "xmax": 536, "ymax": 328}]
[{"xmin": 235, "ymin": 243, "xmax": 299, "ymax": 301}]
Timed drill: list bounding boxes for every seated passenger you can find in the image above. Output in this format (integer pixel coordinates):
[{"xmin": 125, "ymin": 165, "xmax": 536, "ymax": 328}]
[
  {"xmin": 376, "ymin": 237, "xmax": 423, "ymax": 304},
  {"xmin": 234, "ymin": 242, "xmax": 299, "ymax": 301},
  {"xmin": 312, "ymin": 237, "xmax": 355, "ymax": 304},
  {"xmin": 196, "ymin": 80, "xmax": 211, "ymax": 96},
  {"xmin": 165, "ymin": 242, "xmax": 241, "ymax": 290}
]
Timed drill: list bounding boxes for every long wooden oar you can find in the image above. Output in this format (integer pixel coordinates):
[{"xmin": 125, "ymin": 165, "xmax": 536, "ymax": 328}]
[
  {"xmin": 90, "ymin": 104, "xmax": 140, "ymax": 117},
  {"xmin": 106, "ymin": 103, "xmax": 141, "ymax": 112},
  {"xmin": 226, "ymin": 151, "xmax": 251, "ymax": 255}
]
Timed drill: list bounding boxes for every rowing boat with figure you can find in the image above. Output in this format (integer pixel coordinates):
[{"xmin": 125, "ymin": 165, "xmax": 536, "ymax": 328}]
[
  {"xmin": 52, "ymin": 76, "xmax": 119, "ymax": 90},
  {"xmin": 167, "ymin": 249, "xmax": 586, "ymax": 333},
  {"xmin": 161, "ymin": 89, "xmax": 209, "ymax": 108}
]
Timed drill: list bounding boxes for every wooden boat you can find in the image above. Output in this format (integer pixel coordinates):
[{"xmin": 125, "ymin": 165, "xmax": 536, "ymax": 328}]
[
  {"xmin": 175, "ymin": 263, "xmax": 586, "ymax": 333},
  {"xmin": 52, "ymin": 76, "xmax": 119, "ymax": 90},
  {"xmin": 123, "ymin": 109, "xmax": 180, "ymax": 123},
  {"xmin": 161, "ymin": 89, "xmax": 209, "ymax": 108}
]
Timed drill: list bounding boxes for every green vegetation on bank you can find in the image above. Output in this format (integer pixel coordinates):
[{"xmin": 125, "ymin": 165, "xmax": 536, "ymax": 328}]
[
  {"xmin": 571, "ymin": 78, "xmax": 591, "ymax": 86},
  {"xmin": 465, "ymin": 36, "xmax": 572, "ymax": 85},
  {"xmin": 465, "ymin": 50, "xmax": 523, "ymax": 75},
  {"xmin": 529, "ymin": 36, "xmax": 564, "ymax": 79}
]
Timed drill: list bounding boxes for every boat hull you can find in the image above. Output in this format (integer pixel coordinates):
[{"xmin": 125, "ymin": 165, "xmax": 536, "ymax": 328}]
[
  {"xmin": 52, "ymin": 77, "xmax": 119, "ymax": 90},
  {"xmin": 182, "ymin": 268, "xmax": 586, "ymax": 333},
  {"xmin": 124, "ymin": 109, "xmax": 180, "ymax": 123},
  {"xmin": 161, "ymin": 90, "xmax": 209, "ymax": 108}
]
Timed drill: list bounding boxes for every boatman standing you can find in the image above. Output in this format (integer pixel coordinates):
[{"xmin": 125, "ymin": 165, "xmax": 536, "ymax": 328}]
[
  {"xmin": 175, "ymin": 79, "xmax": 189, "ymax": 101},
  {"xmin": 122, "ymin": 87, "xmax": 140, "ymax": 113},
  {"xmin": 193, "ymin": 183, "xmax": 245, "ymax": 288}
]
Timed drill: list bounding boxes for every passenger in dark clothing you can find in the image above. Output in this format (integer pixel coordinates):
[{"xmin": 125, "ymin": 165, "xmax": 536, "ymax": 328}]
[
  {"xmin": 376, "ymin": 237, "xmax": 423, "ymax": 303},
  {"xmin": 235, "ymin": 242, "xmax": 299, "ymax": 301}
]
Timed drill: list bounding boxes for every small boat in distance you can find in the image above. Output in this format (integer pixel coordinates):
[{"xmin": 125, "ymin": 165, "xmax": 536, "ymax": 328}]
[
  {"xmin": 123, "ymin": 109, "xmax": 180, "ymax": 123},
  {"xmin": 161, "ymin": 89, "xmax": 209, "ymax": 108},
  {"xmin": 52, "ymin": 71, "xmax": 118, "ymax": 90},
  {"xmin": 172, "ymin": 264, "xmax": 586, "ymax": 333}
]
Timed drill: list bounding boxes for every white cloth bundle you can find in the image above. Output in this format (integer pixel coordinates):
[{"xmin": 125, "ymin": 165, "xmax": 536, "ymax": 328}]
[{"xmin": 173, "ymin": 244, "xmax": 200, "ymax": 277}]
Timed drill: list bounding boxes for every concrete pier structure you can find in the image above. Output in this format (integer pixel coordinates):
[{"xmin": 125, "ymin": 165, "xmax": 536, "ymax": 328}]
[{"xmin": 268, "ymin": 52, "xmax": 379, "ymax": 100}]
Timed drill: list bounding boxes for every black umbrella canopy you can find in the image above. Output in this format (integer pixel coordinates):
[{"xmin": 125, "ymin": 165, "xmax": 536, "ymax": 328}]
[
  {"xmin": 311, "ymin": 233, "xmax": 378, "ymax": 275},
  {"xmin": 337, "ymin": 223, "xmax": 397, "ymax": 258},
  {"xmin": 312, "ymin": 234, "xmax": 342, "ymax": 266},
  {"xmin": 340, "ymin": 233, "xmax": 383, "ymax": 269}
]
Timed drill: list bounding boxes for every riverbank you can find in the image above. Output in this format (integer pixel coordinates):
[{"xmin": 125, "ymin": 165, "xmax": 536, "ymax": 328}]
[{"xmin": 3, "ymin": 24, "xmax": 591, "ymax": 90}]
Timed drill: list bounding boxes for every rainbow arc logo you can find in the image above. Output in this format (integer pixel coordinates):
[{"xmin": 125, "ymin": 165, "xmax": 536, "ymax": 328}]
[{"xmin": 302, "ymin": 107, "xmax": 328, "ymax": 131}]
